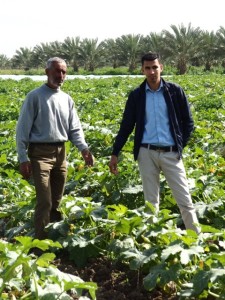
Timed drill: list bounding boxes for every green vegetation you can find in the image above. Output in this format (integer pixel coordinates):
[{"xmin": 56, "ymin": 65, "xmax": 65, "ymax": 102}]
[
  {"xmin": 1, "ymin": 75, "xmax": 225, "ymax": 299},
  {"xmin": 1, "ymin": 23, "xmax": 225, "ymax": 75}
]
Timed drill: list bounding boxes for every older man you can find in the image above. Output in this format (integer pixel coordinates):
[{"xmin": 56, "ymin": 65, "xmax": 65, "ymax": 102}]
[{"xmin": 16, "ymin": 57, "xmax": 94, "ymax": 239}]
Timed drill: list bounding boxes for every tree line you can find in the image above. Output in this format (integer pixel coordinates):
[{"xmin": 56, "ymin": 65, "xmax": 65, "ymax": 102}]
[{"xmin": 1, "ymin": 23, "xmax": 225, "ymax": 75}]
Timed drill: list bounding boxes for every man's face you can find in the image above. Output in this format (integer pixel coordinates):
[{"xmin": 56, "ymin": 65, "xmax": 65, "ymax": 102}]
[
  {"xmin": 142, "ymin": 59, "xmax": 163, "ymax": 88},
  {"xmin": 46, "ymin": 61, "xmax": 67, "ymax": 89}
]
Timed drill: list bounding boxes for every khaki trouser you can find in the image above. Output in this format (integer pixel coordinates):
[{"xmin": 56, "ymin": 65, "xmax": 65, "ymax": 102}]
[
  {"xmin": 137, "ymin": 147, "xmax": 200, "ymax": 233},
  {"xmin": 28, "ymin": 143, "xmax": 67, "ymax": 239}
]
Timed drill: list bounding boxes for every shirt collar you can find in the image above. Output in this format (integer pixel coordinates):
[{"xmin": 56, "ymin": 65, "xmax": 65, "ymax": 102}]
[{"xmin": 145, "ymin": 80, "xmax": 163, "ymax": 92}]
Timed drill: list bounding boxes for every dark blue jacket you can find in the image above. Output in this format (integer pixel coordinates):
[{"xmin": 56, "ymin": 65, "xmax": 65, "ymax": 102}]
[{"xmin": 112, "ymin": 78, "xmax": 194, "ymax": 160}]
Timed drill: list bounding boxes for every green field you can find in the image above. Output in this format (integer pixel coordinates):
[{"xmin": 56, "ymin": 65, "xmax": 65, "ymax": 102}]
[{"xmin": 1, "ymin": 75, "xmax": 225, "ymax": 299}]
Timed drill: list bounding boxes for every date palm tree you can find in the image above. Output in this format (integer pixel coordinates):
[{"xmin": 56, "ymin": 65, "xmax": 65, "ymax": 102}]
[
  {"xmin": 216, "ymin": 26, "xmax": 225, "ymax": 67},
  {"xmin": 141, "ymin": 32, "xmax": 164, "ymax": 57},
  {"xmin": 198, "ymin": 31, "xmax": 219, "ymax": 71},
  {"xmin": 48, "ymin": 41, "xmax": 63, "ymax": 57},
  {"xmin": 11, "ymin": 47, "xmax": 33, "ymax": 70},
  {"xmin": 162, "ymin": 23, "xmax": 203, "ymax": 74},
  {"xmin": 78, "ymin": 38, "xmax": 104, "ymax": 72},
  {"xmin": 32, "ymin": 42, "xmax": 54, "ymax": 68},
  {"xmin": 0, "ymin": 55, "xmax": 11, "ymax": 69},
  {"xmin": 115, "ymin": 34, "xmax": 143, "ymax": 72},
  {"xmin": 101, "ymin": 38, "xmax": 120, "ymax": 68},
  {"xmin": 62, "ymin": 36, "xmax": 80, "ymax": 72}
]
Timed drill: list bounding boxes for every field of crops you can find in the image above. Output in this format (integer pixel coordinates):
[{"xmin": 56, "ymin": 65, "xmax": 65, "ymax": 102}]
[{"xmin": 1, "ymin": 75, "xmax": 225, "ymax": 299}]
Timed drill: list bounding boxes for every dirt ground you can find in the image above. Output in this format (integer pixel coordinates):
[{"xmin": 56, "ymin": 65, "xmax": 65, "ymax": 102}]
[{"xmin": 54, "ymin": 254, "xmax": 179, "ymax": 300}]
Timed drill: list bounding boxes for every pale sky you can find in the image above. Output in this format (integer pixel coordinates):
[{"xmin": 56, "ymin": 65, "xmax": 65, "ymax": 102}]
[{"xmin": 1, "ymin": 0, "xmax": 224, "ymax": 58}]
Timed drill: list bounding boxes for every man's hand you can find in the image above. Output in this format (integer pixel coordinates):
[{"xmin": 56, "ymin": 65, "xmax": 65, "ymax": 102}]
[
  {"xmin": 19, "ymin": 161, "xmax": 32, "ymax": 179},
  {"xmin": 109, "ymin": 155, "xmax": 119, "ymax": 175},
  {"xmin": 81, "ymin": 149, "xmax": 94, "ymax": 166}
]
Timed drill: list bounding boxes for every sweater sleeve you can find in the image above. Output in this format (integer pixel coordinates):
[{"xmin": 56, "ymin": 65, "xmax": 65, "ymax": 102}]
[
  {"xmin": 68, "ymin": 100, "xmax": 89, "ymax": 151},
  {"xmin": 16, "ymin": 94, "xmax": 37, "ymax": 163}
]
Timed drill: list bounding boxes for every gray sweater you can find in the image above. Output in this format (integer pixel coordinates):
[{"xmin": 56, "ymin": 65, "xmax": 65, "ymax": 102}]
[{"xmin": 16, "ymin": 84, "xmax": 88, "ymax": 163}]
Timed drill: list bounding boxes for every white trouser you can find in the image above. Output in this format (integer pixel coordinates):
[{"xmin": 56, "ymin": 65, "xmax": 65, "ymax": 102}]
[{"xmin": 137, "ymin": 147, "xmax": 200, "ymax": 233}]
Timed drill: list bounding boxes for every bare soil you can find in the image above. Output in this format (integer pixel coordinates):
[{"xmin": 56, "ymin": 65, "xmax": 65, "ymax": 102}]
[{"xmin": 54, "ymin": 253, "xmax": 179, "ymax": 300}]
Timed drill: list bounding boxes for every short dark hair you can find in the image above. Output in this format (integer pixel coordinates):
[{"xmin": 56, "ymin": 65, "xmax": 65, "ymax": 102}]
[{"xmin": 141, "ymin": 52, "xmax": 160, "ymax": 65}]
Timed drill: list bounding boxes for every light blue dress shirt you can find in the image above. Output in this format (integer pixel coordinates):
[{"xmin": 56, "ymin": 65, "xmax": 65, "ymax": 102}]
[{"xmin": 141, "ymin": 81, "xmax": 175, "ymax": 146}]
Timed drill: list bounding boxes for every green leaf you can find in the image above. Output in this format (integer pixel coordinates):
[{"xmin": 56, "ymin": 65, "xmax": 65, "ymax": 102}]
[
  {"xmin": 180, "ymin": 246, "xmax": 204, "ymax": 265},
  {"xmin": 143, "ymin": 263, "xmax": 180, "ymax": 290},
  {"xmin": 120, "ymin": 247, "xmax": 158, "ymax": 270},
  {"xmin": 161, "ymin": 243, "xmax": 183, "ymax": 261}
]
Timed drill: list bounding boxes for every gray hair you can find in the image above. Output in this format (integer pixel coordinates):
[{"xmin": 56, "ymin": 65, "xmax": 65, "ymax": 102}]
[{"xmin": 46, "ymin": 57, "xmax": 66, "ymax": 69}]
